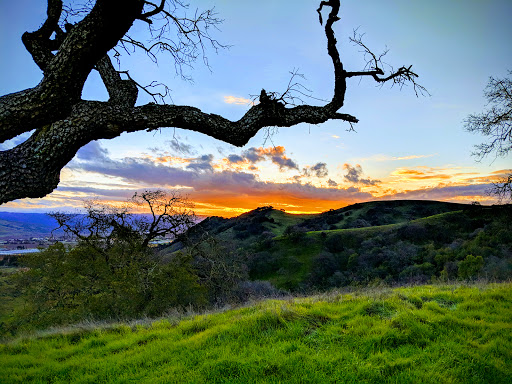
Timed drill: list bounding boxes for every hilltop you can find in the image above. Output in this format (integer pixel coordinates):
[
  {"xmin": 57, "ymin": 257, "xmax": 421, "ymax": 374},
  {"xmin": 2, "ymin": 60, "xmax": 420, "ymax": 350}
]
[
  {"xmin": 165, "ymin": 200, "xmax": 512, "ymax": 291},
  {"xmin": 166, "ymin": 200, "xmax": 470, "ymax": 250}
]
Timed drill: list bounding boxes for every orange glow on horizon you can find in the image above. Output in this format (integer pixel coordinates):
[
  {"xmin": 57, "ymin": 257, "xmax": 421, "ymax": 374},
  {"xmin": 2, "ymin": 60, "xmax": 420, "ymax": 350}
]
[{"xmin": 189, "ymin": 193, "xmax": 357, "ymax": 217}]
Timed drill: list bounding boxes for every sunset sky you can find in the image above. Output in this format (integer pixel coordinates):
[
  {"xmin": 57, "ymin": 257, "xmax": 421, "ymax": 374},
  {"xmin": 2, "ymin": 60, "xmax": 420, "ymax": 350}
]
[{"xmin": 1, "ymin": 0, "xmax": 511, "ymax": 217}]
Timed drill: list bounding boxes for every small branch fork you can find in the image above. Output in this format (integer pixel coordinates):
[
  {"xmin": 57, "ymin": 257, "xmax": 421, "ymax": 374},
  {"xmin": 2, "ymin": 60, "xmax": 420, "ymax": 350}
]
[
  {"xmin": 0, "ymin": 0, "xmax": 426, "ymax": 203},
  {"xmin": 21, "ymin": 0, "xmax": 65, "ymax": 72},
  {"xmin": 250, "ymin": 69, "xmax": 328, "ymax": 107},
  {"xmin": 346, "ymin": 30, "xmax": 430, "ymax": 97}
]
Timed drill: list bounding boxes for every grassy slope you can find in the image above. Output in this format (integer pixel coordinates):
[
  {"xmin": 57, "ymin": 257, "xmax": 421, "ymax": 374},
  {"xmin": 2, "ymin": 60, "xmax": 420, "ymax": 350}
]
[
  {"xmin": 1, "ymin": 283, "xmax": 511, "ymax": 383},
  {"xmin": 295, "ymin": 200, "xmax": 470, "ymax": 231},
  {"xmin": 252, "ymin": 207, "xmax": 512, "ymax": 290},
  {"xmin": 162, "ymin": 201, "xmax": 485, "ymax": 261},
  {"xmin": 251, "ymin": 211, "xmax": 457, "ymax": 289}
]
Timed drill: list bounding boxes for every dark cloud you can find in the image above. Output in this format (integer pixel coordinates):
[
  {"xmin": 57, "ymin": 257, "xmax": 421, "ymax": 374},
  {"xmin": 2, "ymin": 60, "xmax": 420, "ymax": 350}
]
[
  {"xmin": 327, "ymin": 179, "xmax": 338, "ymax": 187},
  {"xmin": 271, "ymin": 155, "xmax": 299, "ymax": 170},
  {"xmin": 241, "ymin": 147, "xmax": 264, "ymax": 163},
  {"xmin": 70, "ymin": 155, "xmax": 194, "ymax": 186},
  {"xmin": 167, "ymin": 139, "xmax": 195, "ymax": 156},
  {"xmin": 75, "ymin": 141, "xmax": 110, "ymax": 162},
  {"xmin": 343, "ymin": 163, "xmax": 380, "ymax": 186},
  {"xmin": 303, "ymin": 162, "xmax": 328, "ymax": 178},
  {"xmin": 67, "ymin": 143, "xmax": 373, "ymax": 209},
  {"xmin": 227, "ymin": 154, "xmax": 245, "ymax": 164},
  {"xmin": 226, "ymin": 146, "xmax": 299, "ymax": 171},
  {"xmin": 186, "ymin": 154, "xmax": 214, "ymax": 172},
  {"xmin": 380, "ymin": 183, "xmax": 492, "ymax": 201}
]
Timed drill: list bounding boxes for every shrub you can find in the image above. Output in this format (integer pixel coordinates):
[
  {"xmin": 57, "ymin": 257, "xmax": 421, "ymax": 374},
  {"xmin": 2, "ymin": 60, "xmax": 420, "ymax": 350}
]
[
  {"xmin": 308, "ymin": 251, "xmax": 338, "ymax": 288},
  {"xmin": 248, "ymin": 251, "xmax": 280, "ymax": 277},
  {"xmin": 283, "ymin": 225, "xmax": 308, "ymax": 244},
  {"xmin": 458, "ymin": 254, "xmax": 484, "ymax": 280},
  {"xmin": 324, "ymin": 233, "xmax": 345, "ymax": 253},
  {"xmin": 398, "ymin": 263, "xmax": 435, "ymax": 284},
  {"xmin": 482, "ymin": 256, "xmax": 512, "ymax": 280}
]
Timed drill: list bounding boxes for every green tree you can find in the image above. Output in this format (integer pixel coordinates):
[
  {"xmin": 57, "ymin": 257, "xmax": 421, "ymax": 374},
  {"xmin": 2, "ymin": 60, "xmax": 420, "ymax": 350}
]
[
  {"xmin": 11, "ymin": 190, "xmax": 204, "ymax": 330},
  {"xmin": 183, "ymin": 234, "xmax": 248, "ymax": 305},
  {"xmin": 458, "ymin": 254, "xmax": 484, "ymax": 280}
]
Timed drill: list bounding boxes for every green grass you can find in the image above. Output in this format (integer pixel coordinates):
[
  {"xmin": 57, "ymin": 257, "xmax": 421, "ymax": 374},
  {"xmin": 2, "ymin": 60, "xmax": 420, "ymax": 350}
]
[
  {"xmin": 265, "ymin": 210, "xmax": 314, "ymax": 237},
  {"xmin": 1, "ymin": 283, "xmax": 511, "ymax": 383}
]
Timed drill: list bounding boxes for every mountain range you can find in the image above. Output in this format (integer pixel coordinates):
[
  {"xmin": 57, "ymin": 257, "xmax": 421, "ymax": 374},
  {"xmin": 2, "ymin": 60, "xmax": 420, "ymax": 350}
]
[{"xmin": 0, "ymin": 212, "xmax": 62, "ymax": 240}]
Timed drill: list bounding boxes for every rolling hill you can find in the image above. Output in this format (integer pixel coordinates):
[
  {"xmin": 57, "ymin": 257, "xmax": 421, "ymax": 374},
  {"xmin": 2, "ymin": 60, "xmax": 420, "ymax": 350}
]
[
  {"xmin": 0, "ymin": 213, "xmax": 62, "ymax": 240},
  {"xmin": 165, "ymin": 200, "xmax": 512, "ymax": 291}
]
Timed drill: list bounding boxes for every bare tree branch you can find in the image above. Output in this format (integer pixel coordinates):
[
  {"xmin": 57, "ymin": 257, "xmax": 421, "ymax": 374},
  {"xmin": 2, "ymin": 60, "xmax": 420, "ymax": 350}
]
[
  {"xmin": 491, "ymin": 174, "xmax": 512, "ymax": 203},
  {"xmin": 346, "ymin": 30, "xmax": 430, "ymax": 97},
  {"xmin": 465, "ymin": 70, "xmax": 512, "ymax": 202},
  {"xmin": 465, "ymin": 71, "xmax": 512, "ymax": 161},
  {"xmin": 95, "ymin": 55, "xmax": 138, "ymax": 107},
  {"xmin": 0, "ymin": 0, "xmax": 144, "ymax": 141},
  {"xmin": 250, "ymin": 69, "xmax": 328, "ymax": 107},
  {"xmin": 49, "ymin": 189, "xmax": 195, "ymax": 253},
  {"xmin": 0, "ymin": 0, "xmax": 424, "ymax": 204},
  {"xmin": 140, "ymin": 0, "xmax": 167, "ymax": 22}
]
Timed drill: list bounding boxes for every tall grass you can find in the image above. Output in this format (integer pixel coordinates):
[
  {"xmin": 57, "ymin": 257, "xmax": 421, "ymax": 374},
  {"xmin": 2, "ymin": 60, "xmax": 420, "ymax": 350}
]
[{"xmin": 1, "ymin": 283, "xmax": 511, "ymax": 383}]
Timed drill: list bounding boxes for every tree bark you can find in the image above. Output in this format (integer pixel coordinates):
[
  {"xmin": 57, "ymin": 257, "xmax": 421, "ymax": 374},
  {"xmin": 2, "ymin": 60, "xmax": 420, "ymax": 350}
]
[{"xmin": 0, "ymin": 0, "xmax": 420, "ymax": 204}]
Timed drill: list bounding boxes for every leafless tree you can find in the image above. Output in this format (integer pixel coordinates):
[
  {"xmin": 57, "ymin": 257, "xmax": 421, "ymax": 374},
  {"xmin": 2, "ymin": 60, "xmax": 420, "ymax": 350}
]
[
  {"xmin": 0, "ymin": 0, "xmax": 424, "ymax": 204},
  {"xmin": 49, "ymin": 189, "xmax": 196, "ymax": 251},
  {"xmin": 465, "ymin": 71, "xmax": 512, "ymax": 201}
]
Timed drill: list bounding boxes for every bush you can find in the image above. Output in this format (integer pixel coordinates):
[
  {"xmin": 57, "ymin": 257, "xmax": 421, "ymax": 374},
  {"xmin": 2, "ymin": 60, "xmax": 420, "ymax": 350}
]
[
  {"xmin": 13, "ymin": 242, "xmax": 207, "ymax": 328},
  {"xmin": 283, "ymin": 225, "xmax": 308, "ymax": 244},
  {"xmin": 458, "ymin": 254, "xmax": 484, "ymax": 280},
  {"xmin": 324, "ymin": 233, "xmax": 345, "ymax": 253},
  {"xmin": 398, "ymin": 263, "xmax": 435, "ymax": 284},
  {"xmin": 482, "ymin": 256, "xmax": 512, "ymax": 280},
  {"xmin": 248, "ymin": 251, "xmax": 280, "ymax": 277},
  {"xmin": 308, "ymin": 251, "xmax": 338, "ymax": 288}
]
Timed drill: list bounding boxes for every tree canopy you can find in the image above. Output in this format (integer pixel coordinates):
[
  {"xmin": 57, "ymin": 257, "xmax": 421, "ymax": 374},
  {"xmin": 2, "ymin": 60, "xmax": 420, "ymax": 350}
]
[{"xmin": 0, "ymin": 0, "xmax": 424, "ymax": 204}]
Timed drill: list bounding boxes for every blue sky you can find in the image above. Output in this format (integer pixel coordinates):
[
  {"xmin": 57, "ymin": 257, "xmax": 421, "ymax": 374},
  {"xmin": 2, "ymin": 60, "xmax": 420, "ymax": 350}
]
[{"xmin": 1, "ymin": 1, "xmax": 511, "ymax": 216}]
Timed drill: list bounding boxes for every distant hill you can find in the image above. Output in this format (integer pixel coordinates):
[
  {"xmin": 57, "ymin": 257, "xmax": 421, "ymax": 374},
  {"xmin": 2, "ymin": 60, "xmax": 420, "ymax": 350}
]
[
  {"xmin": 0, "ymin": 213, "xmax": 62, "ymax": 240},
  {"xmin": 169, "ymin": 200, "xmax": 476, "ymax": 249},
  {"xmin": 164, "ymin": 200, "xmax": 512, "ymax": 291}
]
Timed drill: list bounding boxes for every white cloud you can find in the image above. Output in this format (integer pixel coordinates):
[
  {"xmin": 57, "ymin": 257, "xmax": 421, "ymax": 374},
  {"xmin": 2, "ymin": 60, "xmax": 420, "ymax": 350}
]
[{"xmin": 223, "ymin": 95, "xmax": 254, "ymax": 105}]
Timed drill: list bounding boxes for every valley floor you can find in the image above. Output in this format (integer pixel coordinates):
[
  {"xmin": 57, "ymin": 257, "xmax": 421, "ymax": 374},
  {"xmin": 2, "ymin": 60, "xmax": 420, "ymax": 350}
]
[{"xmin": 1, "ymin": 282, "xmax": 511, "ymax": 383}]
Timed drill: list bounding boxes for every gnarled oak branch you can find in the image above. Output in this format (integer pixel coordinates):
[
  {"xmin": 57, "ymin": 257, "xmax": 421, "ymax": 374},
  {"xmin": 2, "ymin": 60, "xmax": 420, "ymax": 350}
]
[{"xmin": 0, "ymin": 0, "xmax": 423, "ymax": 204}]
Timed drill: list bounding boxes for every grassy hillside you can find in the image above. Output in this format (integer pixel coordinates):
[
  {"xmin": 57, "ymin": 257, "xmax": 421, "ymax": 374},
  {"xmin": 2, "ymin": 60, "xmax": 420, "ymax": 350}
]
[
  {"xmin": 247, "ymin": 205, "xmax": 512, "ymax": 290},
  {"xmin": 177, "ymin": 200, "xmax": 476, "ymax": 246},
  {"xmin": 161, "ymin": 200, "xmax": 471, "ymax": 258},
  {"xmin": 1, "ymin": 283, "xmax": 511, "ymax": 383},
  {"xmin": 295, "ymin": 200, "xmax": 470, "ymax": 231}
]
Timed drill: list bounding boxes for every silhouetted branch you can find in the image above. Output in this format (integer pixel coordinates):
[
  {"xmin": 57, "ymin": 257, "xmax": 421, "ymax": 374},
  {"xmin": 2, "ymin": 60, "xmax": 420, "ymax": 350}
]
[
  {"xmin": 0, "ymin": 0, "xmax": 423, "ymax": 203},
  {"xmin": 21, "ymin": 0, "xmax": 64, "ymax": 72},
  {"xmin": 465, "ymin": 71, "xmax": 512, "ymax": 160},
  {"xmin": 250, "ymin": 69, "xmax": 328, "ymax": 107},
  {"xmin": 346, "ymin": 29, "xmax": 429, "ymax": 97}
]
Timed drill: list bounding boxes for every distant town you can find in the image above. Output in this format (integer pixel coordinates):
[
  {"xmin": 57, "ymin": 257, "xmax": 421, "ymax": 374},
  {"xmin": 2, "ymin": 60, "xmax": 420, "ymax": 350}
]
[{"xmin": 0, "ymin": 234, "xmax": 173, "ymax": 266}]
